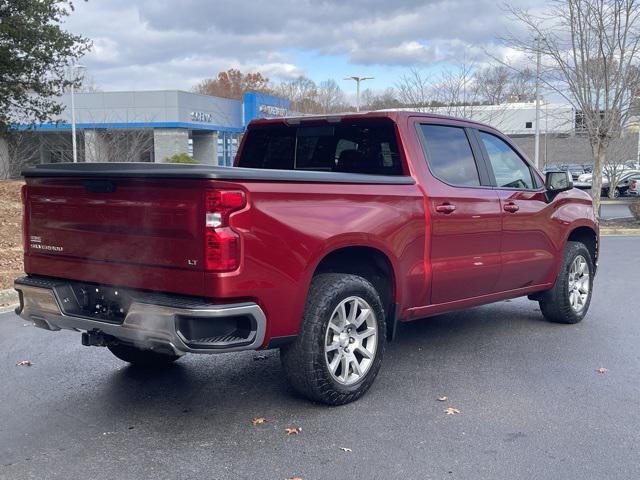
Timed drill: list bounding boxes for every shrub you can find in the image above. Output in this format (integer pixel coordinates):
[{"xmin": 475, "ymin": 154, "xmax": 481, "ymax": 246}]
[
  {"xmin": 163, "ymin": 153, "xmax": 198, "ymax": 164},
  {"xmin": 630, "ymin": 200, "xmax": 640, "ymax": 223}
]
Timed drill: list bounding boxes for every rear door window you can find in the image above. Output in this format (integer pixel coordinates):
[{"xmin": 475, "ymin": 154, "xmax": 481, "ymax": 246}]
[{"xmin": 418, "ymin": 124, "xmax": 481, "ymax": 187}]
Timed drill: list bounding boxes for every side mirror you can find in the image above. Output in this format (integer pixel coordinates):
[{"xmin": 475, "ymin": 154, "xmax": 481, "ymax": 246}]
[{"xmin": 546, "ymin": 170, "xmax": 573, "ymax": 193}]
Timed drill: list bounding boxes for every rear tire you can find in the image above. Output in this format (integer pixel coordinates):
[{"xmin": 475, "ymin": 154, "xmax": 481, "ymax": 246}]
[
  {"xmin": 281, "ymin": 273, "xmax": 386, "ymax": 405},
  {"xmin": 538, "ymin": 241, "xmax": 594, "ymax": 324},
  {"xmin": 108, "ymin": 344, "xmax": 181, "ymax": 368}
]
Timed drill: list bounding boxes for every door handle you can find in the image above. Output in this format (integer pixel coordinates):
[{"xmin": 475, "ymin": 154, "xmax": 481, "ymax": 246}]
[
  {"xmin": 435, "ymin": 203, "xmax": 456, "ymax": 214},
  {"xmin": 503, "ymin": 202, "xmax": 519, "ymax": 213}
]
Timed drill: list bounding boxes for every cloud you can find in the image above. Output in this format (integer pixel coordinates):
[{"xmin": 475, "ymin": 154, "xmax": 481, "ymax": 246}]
[
  {"xmin": 254, "ymin": 63, "xmax": 305, "ymax": 80},
  {"xmin": 65, "ymin": 0, "xmax": 541, "ymax": 90},
  {"xmin": 352, "ymin": 41, "xmax": 441, "ymax": 66}
]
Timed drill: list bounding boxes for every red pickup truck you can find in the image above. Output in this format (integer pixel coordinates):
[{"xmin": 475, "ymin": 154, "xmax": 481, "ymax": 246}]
[{"xmin": 15, "ymin": 111, "xmax": 598, "ymax": 405}]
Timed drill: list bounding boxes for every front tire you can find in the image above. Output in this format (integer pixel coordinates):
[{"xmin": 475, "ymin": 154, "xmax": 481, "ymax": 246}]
[
  {"xmin": 281, "ymin": 273, "xmax": 386, "ymax": 405},
  {"xmin": 108, "ymin": 344, "xmax": 181, "ymax": 368},
  {"xmin": 538, "ymin": 241, "xmax": 594, "ymax": 324}
]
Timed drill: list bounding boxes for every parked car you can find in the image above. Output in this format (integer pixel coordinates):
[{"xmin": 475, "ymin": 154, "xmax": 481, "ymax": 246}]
[
  {"xmin": 602, "ymin": 172, "xmax": 640, "ymax": 198},
  {"xmin": 602, "ymin": 172, "xmax": 640, "ymax": 197},
  {"xmin": 577, "ymin": 172, "xmax": 593, "ymax": 183},
  {"xmin": 544, "ymin": 164, "xmax": 592, "ymax": 181},
  {"xmin": 567, "ymin": 164, "xmax": 590, "ymax": 181},
  {"xmin": 574, "ymin": 169, "xmax": 640, "ymax": 195},
  {"xmin": 624, "ymin": 161, "xmax": 640, "ymax": 170},
  {"xmin": 14, "ymin": 111, "xmax": 599, "ymax": 405}
]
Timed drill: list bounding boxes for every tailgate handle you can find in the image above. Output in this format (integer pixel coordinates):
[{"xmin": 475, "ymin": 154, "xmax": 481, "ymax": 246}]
[{"xmin": 83, "ymin": 180, "xmax": 117, "ymax": 193}]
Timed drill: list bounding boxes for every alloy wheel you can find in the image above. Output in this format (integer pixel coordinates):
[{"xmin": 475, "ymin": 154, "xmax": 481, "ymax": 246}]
[
  {"xmin": 568, "ymin": 255, "xmax": 590, "ymax": 312},
  {"xmin": 324, "ymin": 296, "xmax": 378, "ymax": 386}
]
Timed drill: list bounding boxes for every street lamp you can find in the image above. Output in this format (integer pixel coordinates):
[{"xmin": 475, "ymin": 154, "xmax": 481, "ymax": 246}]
[
  {"xmin": 69, "ymin": 64, "xmax": 86, "ymax": 163},
  {"xmin": 344, "ymin": 76, "xmax": 374, "ymax": 112}
]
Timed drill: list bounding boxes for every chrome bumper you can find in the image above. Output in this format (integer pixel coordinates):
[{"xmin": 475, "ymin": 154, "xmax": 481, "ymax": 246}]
[{"xmin": 14, "ymin": 277, "xmax": 266, "ymax": 355}]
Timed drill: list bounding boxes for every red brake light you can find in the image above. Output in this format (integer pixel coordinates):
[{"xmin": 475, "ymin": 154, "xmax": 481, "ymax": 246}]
[{"xmin": 204, "ymin": 190, "xmax": 246, "ymax": 272}]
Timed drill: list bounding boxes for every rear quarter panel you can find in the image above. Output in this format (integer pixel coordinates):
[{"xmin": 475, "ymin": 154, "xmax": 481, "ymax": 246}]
[{"xmin": 208, "ymin": 180, "xmax": 427, "ymax": 341}]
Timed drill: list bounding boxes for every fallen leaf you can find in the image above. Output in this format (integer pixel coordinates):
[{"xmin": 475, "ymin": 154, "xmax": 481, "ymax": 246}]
[
  {"xmin": 437, "ymin": 396, "xmax": 448, "ymax": 402},
  {"xmin": 253, "ymin": 355, "xmax": 268, "ymax": 361},
  {"xmin": 596, "ymin": 367, "xmax": 608, "ymax": 374},
  {"xmin": 285, "ymin": 426, "xmax": 301, "ymax": 436},
  {"xmin": 339, "ymin": 447, "xmax": 352, "ymax": 453},
  {"xmin": 445, "ymin": 407, "xmax": 461, "ymax": 415},
  {"xmin": 16, "ymin": 360, "xmax": 32, "ymax": 367},
  {"xmin": 252, "ymin": 417, "xmax": 267, "ymax": 426}
]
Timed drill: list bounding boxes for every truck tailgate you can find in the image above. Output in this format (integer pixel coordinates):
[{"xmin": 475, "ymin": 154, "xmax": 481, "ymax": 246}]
[{"xmin": 24, "ymin": 177, "xmax": 207, "ymax": 295}]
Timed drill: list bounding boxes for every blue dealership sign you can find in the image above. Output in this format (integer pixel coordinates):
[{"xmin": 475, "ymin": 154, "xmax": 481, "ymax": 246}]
[{"xmin": 243, "ymin": 91, "xmax": 291, "ymax": 127}]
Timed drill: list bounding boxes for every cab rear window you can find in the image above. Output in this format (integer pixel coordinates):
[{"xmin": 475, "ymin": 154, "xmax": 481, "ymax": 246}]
[{"xmin": 238, "ymin": 119, "xmax": 403, "ymax": 175}]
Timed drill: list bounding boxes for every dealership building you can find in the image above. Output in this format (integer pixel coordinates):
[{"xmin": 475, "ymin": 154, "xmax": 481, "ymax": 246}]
[
  {"xmin": 3, "ymin": 91, "xmax": 637, "ymax": 177},
  {"xmin": 2, "ymin": 90, "xmax": 290, "ymax": 170}
]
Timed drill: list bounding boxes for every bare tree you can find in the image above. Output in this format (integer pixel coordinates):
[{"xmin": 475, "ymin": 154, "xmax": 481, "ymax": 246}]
[
  {"xmin": 316, "ymin": 79, "xmax": 347, "ymax": 113},
  {"xmin": 475, "ymin": 65, "xmax": 512, "ymax": 104},
  {"xmin": 0, "ymin": 131, "xmax": 41, "ymax": 179},
  {"xmin": 395, "ymin": 63, "xmax": 498, "ymax": 120},
  {"xmin": 474, "ymin": 65, "xmax": 537, "ymax": 103},
  {"xmin": 83, "ymin": 129, "xmax": 154, "ymax": 162},
  {"xmin": 361, "ymin": 88, "xmax": 402, "ymax": 110},
  {"xmin": 506, "ymin": 0, "xmax": 640, "ymax": 217},
  {"xmin": 508, "ymin": 68, "xmax": 537, "ymax": 102},
  {"xmin": 603, "ymin": 133, "xmax": 638, "ymax": 196},
  {"xmin": 395, "ymin": 68, "xmax": 431, "ymax": 108},
  {"xmin": 274, "ymin": 76, "xmax": 320, "ymax": 113},
  {"xmin": 431, "ymin": 62, "xmax": 480, "ymax": 117}
]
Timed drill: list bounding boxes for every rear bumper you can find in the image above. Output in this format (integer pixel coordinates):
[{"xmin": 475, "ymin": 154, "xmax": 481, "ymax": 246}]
[{"xmin": 14, "ymin": 276, "xmax": 266, "ymax": 355}]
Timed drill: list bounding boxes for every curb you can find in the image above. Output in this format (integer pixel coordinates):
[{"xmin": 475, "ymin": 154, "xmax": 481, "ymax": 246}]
[
  {"xmin": 600, "ymin": 228, "xmax": 640, "ymax": 236},
  {"xmin": 601, "ymin": 200, "xmax": 635, "ymax": 205}
]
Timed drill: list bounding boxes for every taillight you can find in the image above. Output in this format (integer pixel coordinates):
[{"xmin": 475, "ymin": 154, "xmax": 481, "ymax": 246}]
[
  {"xmin": 21, "ymin": 185, "xmax": 28, "ymax": 254},
  {"xmin": 204, "ymin": 190, "xmax": 246, "ymax": 271}
]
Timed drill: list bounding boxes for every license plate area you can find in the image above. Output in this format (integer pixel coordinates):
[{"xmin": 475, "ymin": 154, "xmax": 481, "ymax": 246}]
[{"xmin": 54, "ymin": 282, "xmax": 132, "ymax": 324}]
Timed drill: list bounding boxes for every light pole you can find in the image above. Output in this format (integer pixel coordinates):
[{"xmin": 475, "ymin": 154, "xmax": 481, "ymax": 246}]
[
  {"xmin": 634, "ymin": 97, "xmax": 640, "ymax": 166},
  {"xmin": 344, "ymin": 76, "xmax": 374, "ymax": 112},
  {"xmin": 69, "ymin": 64, "xmax": 86, "ymax": 163},
  {"xmin": 636, "ymin": 122, "xmax": 640, "ymax": 166},
  {"xmin": 534, "ymin": 36, "xmax": 542, "ymax": 170}
]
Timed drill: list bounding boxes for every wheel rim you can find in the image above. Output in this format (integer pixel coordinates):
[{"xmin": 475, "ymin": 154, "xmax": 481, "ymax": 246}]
[
  {"xmin": 568, "ymin": 255, "xmax": 590, "ymax": 312},
  {"xmin": 324, "ymin": 296, "xmax": 378, "ymax": 386}
]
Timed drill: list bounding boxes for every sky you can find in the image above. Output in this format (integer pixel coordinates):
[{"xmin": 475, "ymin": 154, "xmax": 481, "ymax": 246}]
[{"xmin": 65, "ymin": 0, "xmax": 541, "ymax": 96}]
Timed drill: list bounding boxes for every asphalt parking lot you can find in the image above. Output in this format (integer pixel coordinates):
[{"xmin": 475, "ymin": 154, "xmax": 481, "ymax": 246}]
[{"xmin": 1, "ymin": 236, "xmax": 639, "ymax": 480}]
